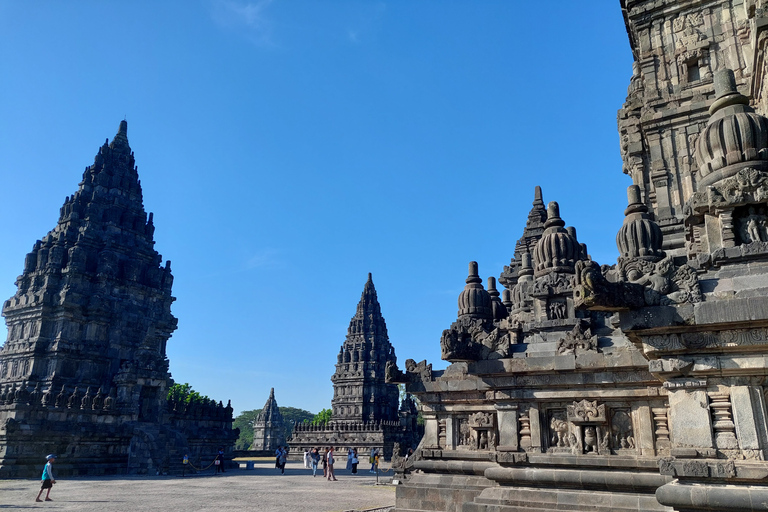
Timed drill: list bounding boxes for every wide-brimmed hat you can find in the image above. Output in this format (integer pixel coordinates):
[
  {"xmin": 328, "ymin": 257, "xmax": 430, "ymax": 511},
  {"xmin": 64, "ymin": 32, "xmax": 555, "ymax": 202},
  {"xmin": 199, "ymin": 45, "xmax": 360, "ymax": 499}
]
[{"xmin": 46, "ymin": 454, "xmax": 57, "ymax": 460}]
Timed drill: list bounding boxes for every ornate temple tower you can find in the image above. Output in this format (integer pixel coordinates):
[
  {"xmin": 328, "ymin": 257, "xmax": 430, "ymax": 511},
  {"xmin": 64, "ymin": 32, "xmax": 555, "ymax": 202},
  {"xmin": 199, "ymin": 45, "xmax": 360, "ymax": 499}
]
[
  {"xmin": 1, "ymin": 120, "xmax": 175, "ymax": 418},
  {"xmin": 331, "ymin": 273, "xmax": 399, "ymax": 424},
  {"xmin": 289, "ymin": 274, "xmax": 420, "ymax": 459},
  {"xmin": 619, "ymin": 0, "xmax": 755, "ymax": 254},
  {"xmin": 0, "ymin": 121, "xmax": 236, "ymax": 477},
  {"xmin": 251, "ymin": 388, "xmax": 285, "ymax": 451}
]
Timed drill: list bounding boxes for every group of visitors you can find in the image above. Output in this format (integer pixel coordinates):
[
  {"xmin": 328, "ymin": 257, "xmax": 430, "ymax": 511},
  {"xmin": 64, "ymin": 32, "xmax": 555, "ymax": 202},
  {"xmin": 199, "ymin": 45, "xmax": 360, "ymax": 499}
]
[{"xmin": 298, "ymin": 446, "xmax": 381, "ymax": 480}]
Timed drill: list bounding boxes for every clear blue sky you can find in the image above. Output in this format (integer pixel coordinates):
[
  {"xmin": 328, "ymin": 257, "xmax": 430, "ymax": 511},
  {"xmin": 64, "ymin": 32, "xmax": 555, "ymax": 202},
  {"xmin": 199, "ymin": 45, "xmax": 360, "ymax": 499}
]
[{"xmin": 0, "ymin": 1, "xmax": 633, "ymax": 415}]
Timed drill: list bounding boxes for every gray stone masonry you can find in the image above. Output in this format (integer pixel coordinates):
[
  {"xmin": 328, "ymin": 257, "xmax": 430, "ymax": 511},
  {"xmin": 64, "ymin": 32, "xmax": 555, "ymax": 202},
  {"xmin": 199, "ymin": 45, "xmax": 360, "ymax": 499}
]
[
  {"xmin": 289, "ymin": 274, "xmax": 421, "ymax": 460},
  {"xmin": 0, "ymin": 121, "xmax": 237, "ymax": 477},
  {"xmin": 390, "ymin": 2, "xmax": 768, "ymax": 511}
]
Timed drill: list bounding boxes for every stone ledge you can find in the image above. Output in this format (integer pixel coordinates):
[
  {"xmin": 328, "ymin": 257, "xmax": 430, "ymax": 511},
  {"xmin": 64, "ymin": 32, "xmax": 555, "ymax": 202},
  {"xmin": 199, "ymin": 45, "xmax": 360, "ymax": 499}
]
[
  {"xmin": 655, "ymin": 480, "xmax": 768, "ymax": 511},
  {"xmin": 484, "ymin": 465, "xmax": 671, "ymax": 492}
]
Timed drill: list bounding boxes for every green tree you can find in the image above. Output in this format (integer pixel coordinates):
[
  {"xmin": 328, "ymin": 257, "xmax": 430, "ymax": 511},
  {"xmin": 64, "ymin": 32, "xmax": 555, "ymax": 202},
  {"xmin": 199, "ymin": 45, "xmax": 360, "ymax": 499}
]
[
  {"xmin": 233, "ymin": 409, "xmax": 260, "ymax": 450},
  {"xmin": 167, "ymin": 383, "xmax": 209, "ymax": 404},
  {"xmin": 311, "ymin": 408, "xmax": 332, "ymax": 425}
]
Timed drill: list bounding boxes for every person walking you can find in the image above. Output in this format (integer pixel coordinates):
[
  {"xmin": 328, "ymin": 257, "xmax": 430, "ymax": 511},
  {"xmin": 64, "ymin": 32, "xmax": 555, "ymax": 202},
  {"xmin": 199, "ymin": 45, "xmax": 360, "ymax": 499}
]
[
  {"xmin": 35, "ymin": 454, "xmax": 56, "ymax": 502},
  {"xmin": 310, "ymin": 448, "xmax": 320, "ymax": 477},
  {"xmin": 322, "ymin": 447, "xmax": 328, "ymax": 478},
  {"xmin": 277, "ymin": 446, "xmax": 287, "ymax": 475},
  {"xmin": 346, "ymin": 447, "xmax": 353, "ymax": 471},
  {"xmin": 326, "ymin": 446, "xmax": 338, "ymax": 481},
  {"xmin": 215, "ymin": 447, "xmax": 225, "ymax": 474},
  {"xmin": 369, "ymin": 447, "xmax": 377, "ymax": 473},
  {"xmin": 351, "ymin": 448, "xmax": 359, "ymax": 474},
  {"xmin": 303, "ymin": 449, "xmax": 310, "ymax": 469}
]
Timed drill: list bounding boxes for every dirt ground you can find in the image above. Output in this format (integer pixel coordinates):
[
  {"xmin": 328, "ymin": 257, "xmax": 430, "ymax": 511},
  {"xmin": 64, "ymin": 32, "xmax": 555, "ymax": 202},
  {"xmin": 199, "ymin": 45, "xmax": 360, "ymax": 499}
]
[{"xmin": 0, "ymin": 460, "xmax": 396, "ymax": 511}]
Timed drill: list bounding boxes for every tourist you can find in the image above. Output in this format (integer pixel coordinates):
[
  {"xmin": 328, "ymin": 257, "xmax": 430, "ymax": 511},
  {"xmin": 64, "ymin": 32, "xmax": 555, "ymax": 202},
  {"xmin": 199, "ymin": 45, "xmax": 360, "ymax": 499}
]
[
  {"xmin": 215, "ymin": 447, "xmax": 225, "ymax": 474},
  {"xmin": 346, "ymin": 447, "xmax": 353, "ymax": 470},
  {"xmin": 322, "ymin": 447, "xmax": 328, "ymax": 478},
  {"xmin": 351, "ymin": 448, "xmax": 359, "ymax": 474},
  {"xmin": 369, "ymin": 448, "xmax": 377, "ymax": 473},
  {"xmin": 303, "ymin": 448, "xmax": 310, "ymax": 469},
  {"xmin": 310, "ymin": 448, "xmax": 320, "ymax": 477},
  {"xmin": 277, "ymin": 446, "xmax": 287, "ymax": 475},
  {"xmin": 326, "ymin": 446, "xmax": 338, "ymax": 481},
  {"xmin": 35, "ymin": 454, "xmax": 56, "ymax": 502},
  {"xmin": 275, "ymin": 446, "xmax": 281, "ymax": 469}
]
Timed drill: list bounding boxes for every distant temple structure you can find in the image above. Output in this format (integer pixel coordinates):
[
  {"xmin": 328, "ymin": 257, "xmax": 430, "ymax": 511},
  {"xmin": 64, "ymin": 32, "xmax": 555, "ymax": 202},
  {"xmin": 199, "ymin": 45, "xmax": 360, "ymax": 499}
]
[
  {"xmin": 0, "ymin": 121, "xmax": 237, "ymax": 477},
  {"xmin": 290, "ymin": 274, "xmax": 421, "ymax": 458},
  {"xmin": 390, "ymin": 2, "xmax": 768, "ymax": 512},
  {"xmin": 251, "ymin": 388, "xmax": 285, "ymax": 452}
]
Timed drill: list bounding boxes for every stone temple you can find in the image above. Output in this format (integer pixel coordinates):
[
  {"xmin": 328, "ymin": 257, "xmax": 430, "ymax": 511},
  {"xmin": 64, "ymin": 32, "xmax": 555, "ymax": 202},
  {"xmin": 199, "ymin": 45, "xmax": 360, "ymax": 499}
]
[
  {"xmin": 389, "ymin": 2, "xmax": 768, "ymax": 511},
  {"xmin": 0, "ymin": 121, "xmax": 237, "ymax": 477},
  {"xmin": 289, "ymin": 273, "xmax": 421, "ymax": 458},
  {"xmin": 251, "ymin": 388, "xmax": 285, "ymax": 452}
]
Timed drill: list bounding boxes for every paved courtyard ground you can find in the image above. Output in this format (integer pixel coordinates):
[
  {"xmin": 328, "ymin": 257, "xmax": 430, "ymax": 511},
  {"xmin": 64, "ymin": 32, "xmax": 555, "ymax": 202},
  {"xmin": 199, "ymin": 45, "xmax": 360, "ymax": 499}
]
[{"xmin": 0, "ymin": 461, "xmax": 396, "ymax": 511}]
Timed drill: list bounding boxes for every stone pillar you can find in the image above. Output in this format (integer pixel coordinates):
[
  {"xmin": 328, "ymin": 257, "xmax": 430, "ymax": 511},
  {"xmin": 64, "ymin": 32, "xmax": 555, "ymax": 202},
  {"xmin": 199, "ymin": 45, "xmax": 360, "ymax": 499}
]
[
  {"xmin": 422, "ymin": 412, "xmax": 439, "ymax": 449},
  {"xmin": 667, "ymin": 388, "xmax": 714, "ymax": 452},
  {"xmin": 495, "ymin": 403, "xmax": 518, "ymax": 452},
  {"xmin": 445, "ymin": 416, "xmax": 455, "ymax": 450},
  {"xmin": 731, "ymin": 386, "xmax": 768, "ymax": 459},
  {"xmin": 528, "ymin": 403, "xmax": 542, "ymax": 453},
  {"xmin": 632, "ymin": 401, "xmax": 656, "ymax": 457}
]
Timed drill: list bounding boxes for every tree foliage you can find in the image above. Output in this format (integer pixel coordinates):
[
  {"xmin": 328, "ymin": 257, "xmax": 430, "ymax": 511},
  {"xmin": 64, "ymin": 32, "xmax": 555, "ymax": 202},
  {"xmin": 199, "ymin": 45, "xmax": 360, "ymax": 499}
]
[
  {"xmin": 311, "ymin": 408, "xmax": 332, "ymax": 425},
  {"xmin": 233, "ymin": 406, "xmax": 315, "ymax": 450},
  {"xmin": 167, "ymin": 383, "xmax": 209, "ymax": 404}
]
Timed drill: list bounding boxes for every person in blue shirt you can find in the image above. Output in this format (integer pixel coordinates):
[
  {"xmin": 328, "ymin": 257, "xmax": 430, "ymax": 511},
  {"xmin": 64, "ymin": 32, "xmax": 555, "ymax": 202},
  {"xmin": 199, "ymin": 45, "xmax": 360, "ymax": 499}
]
[{"xmin": 35, "ymin": 454, "xmax": 56, "ymax": 502}]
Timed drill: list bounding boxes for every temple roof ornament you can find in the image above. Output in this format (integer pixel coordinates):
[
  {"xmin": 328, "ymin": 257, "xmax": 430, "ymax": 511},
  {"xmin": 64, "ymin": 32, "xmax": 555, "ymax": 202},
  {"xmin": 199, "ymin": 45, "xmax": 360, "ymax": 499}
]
[
  {"xmin": 695, "ymin": 69, "xmax": 768, "ymax": 187},
  {"xmin": 533, "ymin": 202, "xmax": 581, "ymax": 277},
  {"xmin": 458, "ymin": 261, "xmax": 492, "ymax": 319},
  {"xmin": 616, "ymin": 185, "xmax": 665, "ymax": 261}
]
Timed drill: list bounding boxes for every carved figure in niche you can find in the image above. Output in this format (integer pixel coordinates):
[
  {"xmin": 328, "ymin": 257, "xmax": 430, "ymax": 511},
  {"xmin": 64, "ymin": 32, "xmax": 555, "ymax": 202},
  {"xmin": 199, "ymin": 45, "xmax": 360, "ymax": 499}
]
[
  {"xmin": 549, "ymin": 415, "xmax": 570, "ymax": 448},
  {"xmin": 458, "ymin": 419, "xmax": 470, "ymax": 447},
  {"xmin": 736, "ymin": 205, "xmax": 768, "ymax": 244},
  {"xmin": 584, "ymin": 426, "xmax": 598, "ymax": 453},
  {"xmin": 479, "ymin": 431, "xmax": 488, "ymax": 450},
  {"xmin": 611, "ymin": 410, "xmax": 636, "ymax": 451},
  {"xmin": 569, "ymin": 432, "xmax": 580, "ymax": 455},
  {"xmin": 547, "ymin": 300, "xmax": 567, "ymax": 320}
]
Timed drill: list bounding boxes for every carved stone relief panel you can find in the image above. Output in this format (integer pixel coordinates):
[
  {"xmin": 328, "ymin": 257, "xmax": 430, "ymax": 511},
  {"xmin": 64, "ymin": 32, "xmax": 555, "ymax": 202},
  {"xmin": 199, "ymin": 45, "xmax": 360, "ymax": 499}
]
[
  {"xmin": 468, "ymin": 412, "xmax": 497, "ymax": 451},
  {"xmin": 610, "ymin": 409, "xmax": 637, "ymax": 454},
  {"xmin": 455, "ymin": 417, "xmax": 471, "ymax": 449},
  {"xmin": 734, "ymin": 204, "xmax": 768, "ymax": 245},
  {"xmin": 547, "ymin": 409, "xmax": 575, "ymax": 453}
]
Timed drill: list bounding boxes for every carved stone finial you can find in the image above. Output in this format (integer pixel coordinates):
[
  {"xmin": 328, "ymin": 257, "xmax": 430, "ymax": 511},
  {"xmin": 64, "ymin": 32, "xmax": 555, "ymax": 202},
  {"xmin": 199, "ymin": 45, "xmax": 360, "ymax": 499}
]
[
  {"xmin": 695, "ymin": 68, "xmax": 768, "ymax": 187},
  {"xmin": 710, "ymin": 69, "xmax": 748, "ymax": 116},
  {"xmin": 487, "ymin": 276, "xmax": 499, "ymax": 297},
  {"xmin": 616, "ymin": 185, "xmax": 664, "ymax": 260},
  {"xmin": 533, "ymin": 202, "xmax": 580, "ymax": 276},
  {"xmin": 544, "ymin": 202, "xmax": 564, "ymax": 229},
  {"xmin": 458, "ymin": 262, "xmax": 492, "ymax": 319}
]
